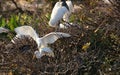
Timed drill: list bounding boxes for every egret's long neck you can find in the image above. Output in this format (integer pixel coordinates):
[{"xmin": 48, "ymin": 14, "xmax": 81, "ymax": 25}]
[
  {"xmin": 33, "ymin": 33, "xmax": 39, "ymax": 41},
  {"xmin": 36, "ymin": 38, "xmax": 48, "ymax": 49},
  {"xmin": 40, "ymin": 45, "xmax": 47, "ymax": 48},
  {"xmin": 61, "ymin": 0, "xmax": 69, "ymax": 11}
]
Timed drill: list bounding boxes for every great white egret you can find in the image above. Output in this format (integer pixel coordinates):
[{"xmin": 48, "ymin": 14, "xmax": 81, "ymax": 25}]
[
  {"xmin": 11, "ymin": 25, "xmax": 71, "ymax": 58},
  {"xmin": 0, "ymin": 27, "xmax": 9, "ymax": 33},
  {"xmin": 49, "ymin": 0, "xmax": 69, "ymax": 28}
]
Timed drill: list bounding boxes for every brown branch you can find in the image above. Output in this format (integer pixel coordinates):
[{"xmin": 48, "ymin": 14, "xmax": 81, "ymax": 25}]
[{"xmin": 11, "ymin": 0, "xmax": 23, "ymax": 13}]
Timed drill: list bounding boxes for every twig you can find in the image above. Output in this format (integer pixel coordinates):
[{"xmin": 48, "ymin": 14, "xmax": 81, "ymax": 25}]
[
  {"xmin": 94, "ymin": 18, "xmax": 107, "ymax": 33},
  {"xmin": 11, "ymin": 0, "xmax": 23, "ymax": 12}
]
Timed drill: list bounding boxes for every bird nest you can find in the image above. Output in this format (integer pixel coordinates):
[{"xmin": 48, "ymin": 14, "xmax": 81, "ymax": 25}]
[{"xmin": 0, "ymin": 33, "xmax": 82, "ymax": 74}]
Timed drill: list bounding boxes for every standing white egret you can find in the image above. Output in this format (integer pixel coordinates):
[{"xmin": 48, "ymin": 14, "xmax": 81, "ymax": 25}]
[
  {"xmin": 49, "ymin": 0, "xmax": 69, "ymax": 28},
  {"xmin": 11, "ymin": 25, "xmax": 71, "ymax": 58},
  {"xmin": 0, "ymin": 27, "xmax": 9, "ymax": 33}
]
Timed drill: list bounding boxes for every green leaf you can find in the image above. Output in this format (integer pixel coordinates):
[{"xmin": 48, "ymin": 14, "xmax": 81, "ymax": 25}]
[{"xmin": 0, "ymin": 18, "xmax": 6, "ymax": 27}]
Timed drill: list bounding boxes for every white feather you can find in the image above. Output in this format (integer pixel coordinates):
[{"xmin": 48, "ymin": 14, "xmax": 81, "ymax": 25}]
[
  {"xmin": 37, "ymin": 32, "xmax": 71, "ymax": 47},
  {"xmin": 34, "ymin": 47, "xmax": 54, "ymax": 58},
  {"xmin": 59, "ymin": 23, "xmax": 68, "ymax": 29},
  {"xmin": 49, "ymin": 0, "xmax": 74, "ymax": 28},
  {"xmin": 14, "ymin": 26, "xmax": 39, "ymax": 41},
  {"xmin": 103, "ymin": 0, "xmax": 112, "ymax": 4},
  {"xmin": 63, "ymin": 1, "xmax": 74, "ymax": 22}
]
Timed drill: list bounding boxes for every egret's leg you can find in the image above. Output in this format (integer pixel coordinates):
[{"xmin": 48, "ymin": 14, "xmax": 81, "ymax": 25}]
[
  {"xmin": 55, "ymin": 21, "xmax": 60, "ymax": 32},
  {"xmin": 55, "ymin": 26, "xmax": 57, "ymax": 32},
  {"xmin": 60, "ymin": 19, "xmax": 70, "ymax": 29}
]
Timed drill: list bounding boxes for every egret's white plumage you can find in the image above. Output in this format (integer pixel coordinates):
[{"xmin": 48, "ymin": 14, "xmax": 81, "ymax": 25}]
[
  {"xmin": 103, "ymin": 0, "xmax": 112, "ymax": 4},
  {"xmin": 34, "ymin": 47, "xmax": 54, "ymax": 58},
  {"xmin": 14, "ymin": 26, "xmax": 39, "ymax": 41},
  {"xmin": 36, "ymin": 32, "xmax": 71, "ymax": 48},
  {"xmin": 49, "ymin": 0, "xmax": 74, "ymax": 28},
  {"xmin": 59, "ymin": 22, "xmax": 72, "ymax": 29},
  {"xmin": 0, "ymin": 27, "xmax": 9, "ymax": 33},
  {"xmin": 35, "ymin": 31, "xmax": 71, "ymax": 58},
  {"xmin": 59, "ymin": 23, "xmax": 68, "ymax": 29},
  {"xmin": 49, "ymin": 0, "xmax": 69, "ymax": 27},
  {"xmin": 12, "ymin": 25, "xmax": 71, "ymax": 58},
  {"xmin": 63, "ymin": 0, "xmax": 74, "ymax": 22}
]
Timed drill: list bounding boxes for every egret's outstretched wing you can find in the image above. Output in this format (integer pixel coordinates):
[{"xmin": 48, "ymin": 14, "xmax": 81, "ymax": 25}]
[
  {"xmin": 41, "ymin": 32, "xmax": 71, "ymax": 44},
  {"xmin": 14, "ymin": 26, "xmax": 39, "ymax": 40},
  {"xmin": 0, "ymin": 27, "xmax": 9, "ymax": 33},
  {"xmin": 11, "ymin": 34, "xmax": 32, "ymax": 44}
]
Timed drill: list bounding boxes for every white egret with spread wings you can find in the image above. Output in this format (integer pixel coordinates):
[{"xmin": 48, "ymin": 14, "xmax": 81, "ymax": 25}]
[{"xmin": 12, "ymin": 26, "xmax": 71, "ymax": 58}]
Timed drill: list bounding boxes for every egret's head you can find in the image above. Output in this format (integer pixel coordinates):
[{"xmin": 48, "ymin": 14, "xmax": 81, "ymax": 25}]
[{"xmin": 34, "ymin": 51, "xmax": 42, "ymax": 59}]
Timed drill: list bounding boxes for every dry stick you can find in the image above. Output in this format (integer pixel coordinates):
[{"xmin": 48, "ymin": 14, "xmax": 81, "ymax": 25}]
[
  {"xmin": 64, "ymin": 21, "xmax": 81, "ymax": 29},
  {"xmin": 94, "ymin": 18, "xmax": 107, "ymax": 33},
  {"xmin": 11, "ymin": 0, "xmax": 23, "ymax": 12}
]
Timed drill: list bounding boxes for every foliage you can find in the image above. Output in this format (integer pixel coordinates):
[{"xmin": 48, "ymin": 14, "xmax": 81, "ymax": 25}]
[{"xmin": 0, "ymin": 15, "xmax": 19, "ymax": 31}]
